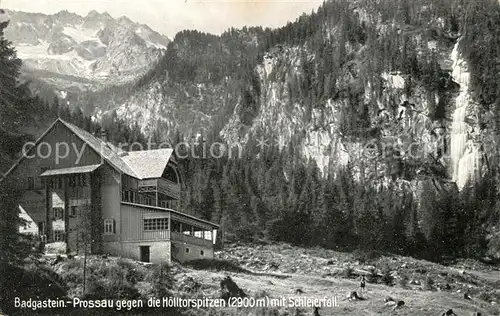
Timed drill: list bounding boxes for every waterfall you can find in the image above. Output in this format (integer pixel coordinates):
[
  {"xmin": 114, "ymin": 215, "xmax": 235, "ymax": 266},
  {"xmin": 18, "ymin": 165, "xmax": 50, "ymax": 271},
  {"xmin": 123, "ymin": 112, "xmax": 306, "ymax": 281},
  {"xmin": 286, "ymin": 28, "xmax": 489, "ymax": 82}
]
[{"xmin": 450, "ymin": 39, "xmax": 480, "ymax": 189}]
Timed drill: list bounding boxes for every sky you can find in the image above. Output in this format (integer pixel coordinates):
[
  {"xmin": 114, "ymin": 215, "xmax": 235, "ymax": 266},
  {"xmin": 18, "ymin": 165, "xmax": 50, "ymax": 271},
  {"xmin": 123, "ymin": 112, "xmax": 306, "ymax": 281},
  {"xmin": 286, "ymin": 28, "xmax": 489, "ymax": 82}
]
[{"xmin": 2, "ymin": 0, "xmax": 324, "ymax": 38}]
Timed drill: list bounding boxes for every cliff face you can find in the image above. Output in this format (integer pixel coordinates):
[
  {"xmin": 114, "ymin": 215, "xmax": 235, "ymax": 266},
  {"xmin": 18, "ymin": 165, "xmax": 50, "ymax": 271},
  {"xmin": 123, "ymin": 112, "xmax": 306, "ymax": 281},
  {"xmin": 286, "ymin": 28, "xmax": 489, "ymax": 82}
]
[{"xmin": 86, "ymin": 1, "xmax": 499, "ymax": 199}]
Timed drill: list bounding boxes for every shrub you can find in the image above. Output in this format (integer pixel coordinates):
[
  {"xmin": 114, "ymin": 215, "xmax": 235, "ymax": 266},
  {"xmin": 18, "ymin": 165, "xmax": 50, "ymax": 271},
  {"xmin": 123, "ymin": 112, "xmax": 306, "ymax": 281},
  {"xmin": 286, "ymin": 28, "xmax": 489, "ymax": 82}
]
[
  {"xmin": 399, "ymin": 274, "xmax": 409, "ymax": 288},
  {"xmin": 478, "ymin": 291, "xmax": 494, "ymax": 302},
  {"xmin": 147, "ymin": 262, "xmax": 175, "ymax": 297},
  {"xmin": 367, "ymin": 266, "xmax": 379, "ymax": 283},
  {"xmin": 116, "ymin": 258, "xmax": 145, "ymax": 284},
  {"xmin": 353, "ymin": 249, "xmax": 381, "ymax": 265},
  {"xmin": 381, "ymin": 267, "xmax": 394, "ymax": 286},
  {"xmin": 85, "ymin": 277, "xmax": 140, "ymax": 300},
  {"xmin": 424, "ymin": 275, "xmax": 435, "ymax": 291},
  {"xmin": 342, "ymin": 265, "xmax": 355, "ymax": 278}
]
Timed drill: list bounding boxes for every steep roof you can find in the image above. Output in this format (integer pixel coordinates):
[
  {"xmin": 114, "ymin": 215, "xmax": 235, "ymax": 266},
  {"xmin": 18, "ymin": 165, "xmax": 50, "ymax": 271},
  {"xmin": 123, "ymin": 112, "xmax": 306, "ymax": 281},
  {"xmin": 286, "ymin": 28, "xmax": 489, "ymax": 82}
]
[
  {"xmin": 121, "ymin": 148, "xmax": 174, "ymax": 179},
  {"xmin": 59, "ymin": 119, "xmax": 175, "ymax": 180},
  {"xmin": 1, "ymin": 119, "xmax": 175, "ymax": 182},
  {"xmin": 59, "ymin": 119, "xmax": 140, "ymax": 178}
]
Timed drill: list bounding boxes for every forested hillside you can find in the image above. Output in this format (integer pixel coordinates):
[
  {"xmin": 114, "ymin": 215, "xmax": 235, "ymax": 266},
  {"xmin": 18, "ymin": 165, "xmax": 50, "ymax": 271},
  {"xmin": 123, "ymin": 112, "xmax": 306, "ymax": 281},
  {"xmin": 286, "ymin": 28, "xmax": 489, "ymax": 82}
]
[{"xmin": 169, "ymin": 0, "xmax": 500, "ymax": 263}]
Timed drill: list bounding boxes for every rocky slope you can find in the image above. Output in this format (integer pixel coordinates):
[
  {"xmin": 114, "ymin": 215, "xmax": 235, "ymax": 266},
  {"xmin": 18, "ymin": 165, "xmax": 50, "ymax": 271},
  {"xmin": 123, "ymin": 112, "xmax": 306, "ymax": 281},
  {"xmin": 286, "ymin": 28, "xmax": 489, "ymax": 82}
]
[
  {"xmin": 96, "ymin": 2, "xmax": 467, "ymax": 180},
  {"xmin": 4, "ymin": 9, "xmax": 169, "ymax": 92}
]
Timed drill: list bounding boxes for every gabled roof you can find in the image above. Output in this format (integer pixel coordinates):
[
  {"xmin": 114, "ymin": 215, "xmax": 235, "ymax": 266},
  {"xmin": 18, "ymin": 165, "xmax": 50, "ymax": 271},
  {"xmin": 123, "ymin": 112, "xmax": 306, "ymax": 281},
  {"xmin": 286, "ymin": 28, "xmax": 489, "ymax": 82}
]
[
  {"xmin": 59, "ymin": 119, "xmax": 140, "ymax": 178},
  {"xmin": 121, "ymin": 148, "xmax": 174, "ymax": 179},
  {"xmin": 1, "ymin": 118, "xmax": 175, "ymax": 182}
]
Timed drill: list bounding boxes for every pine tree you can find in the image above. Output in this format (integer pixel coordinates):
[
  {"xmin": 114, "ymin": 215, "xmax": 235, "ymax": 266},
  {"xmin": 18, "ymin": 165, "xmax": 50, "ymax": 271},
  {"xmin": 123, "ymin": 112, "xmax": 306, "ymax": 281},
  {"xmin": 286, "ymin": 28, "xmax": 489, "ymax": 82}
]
[{"xmin": 0, "ymin": 18, "xmax": 39, "ymax": 264}]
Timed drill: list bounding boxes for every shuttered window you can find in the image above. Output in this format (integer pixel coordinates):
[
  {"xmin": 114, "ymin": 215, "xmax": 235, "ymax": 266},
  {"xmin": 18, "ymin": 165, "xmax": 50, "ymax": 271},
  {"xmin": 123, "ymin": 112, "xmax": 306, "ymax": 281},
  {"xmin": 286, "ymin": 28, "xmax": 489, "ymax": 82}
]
[
  {"xmin": 104, "ymin": 219, "xmax": 116, "ymax": 235},
  {"xmin": 53, "ymin": 230, "xmax": 65, "ymax": 241},
  {"xmin": 53, "ymin": 207, "xmax": 64, "ymax": 220}
]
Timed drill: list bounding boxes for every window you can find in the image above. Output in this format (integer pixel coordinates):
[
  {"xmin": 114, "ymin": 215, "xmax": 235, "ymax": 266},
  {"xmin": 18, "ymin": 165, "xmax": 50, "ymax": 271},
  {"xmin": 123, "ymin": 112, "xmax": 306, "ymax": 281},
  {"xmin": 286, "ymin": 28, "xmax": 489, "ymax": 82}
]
[
  {"xmin": 53, "ymin": 230, "xmax": 64, "ymax": 241},
  {"xmin": 171, "ymin": 220, "xmax": 182, "ymax": 232},
  {"xmin": 104, "ymin": 219, "xmax": 115, "ymax": 235},
  {"xmin": 69, "ymin": 175, "xmax": 76, "ymax": 187},
  {"xmin": 68, "ymin": 174, "xmax": 88, "ymax": 187},
  {"xmin": 194, "ymin": 227, "xmax": 204, "ymax": 239},
  {"xmin": 53, "ymin": 207, "xmax": 64, "ymax": 220},
  {"xmin": 204, "ymin": 231, "xmax": 213, "ymax": 241},
  {"xmin": 38, "ymin": 222, "xmax": 45, "ymax": 235},
  {"xmin": 183, "ymin": 224, "xmax": 193, "ymax": 236},
  {"xmin": 160, "ymin": 200, "xmax": 173, "ymax": 209},
  {"xmin": 48, "ymin": 177, "xmax": 63, "ymax": 189},
  {"xmin": 143, "ymin": 218, "xmax": 168, "ymax": 231},
  {"xmin": 121, "ymin": 190, "xmax": 136, "ymax": 203},
  {"xmin": 35, "ymin": 177, "xmax": 43, "ymax": 190},
  {"xmin": 70, "ymin": 206, "xmax": 78, "ymax": 217},
  {"xmin": 185, "ymin": 247, "xmax": 190, "ymax": 253},
  {"xmin": 27, "ymin": 177, "xmax": 34, "ymax": 190},
  {"xmin": 200, "ymin": 250, "xmax": 204, "ymax": 256},
  {"xmin": 78, "ymin": 174, "xmax": 88, "ymax": 186}
]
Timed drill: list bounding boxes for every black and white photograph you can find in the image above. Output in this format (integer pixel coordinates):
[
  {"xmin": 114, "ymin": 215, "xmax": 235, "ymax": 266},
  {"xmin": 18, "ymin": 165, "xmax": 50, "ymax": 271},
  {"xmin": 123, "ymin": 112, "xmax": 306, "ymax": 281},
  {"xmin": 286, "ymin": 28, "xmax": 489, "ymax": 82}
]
[{"xmin": 0, "ymin": 0, "xmax": 499, "ymax": 315}]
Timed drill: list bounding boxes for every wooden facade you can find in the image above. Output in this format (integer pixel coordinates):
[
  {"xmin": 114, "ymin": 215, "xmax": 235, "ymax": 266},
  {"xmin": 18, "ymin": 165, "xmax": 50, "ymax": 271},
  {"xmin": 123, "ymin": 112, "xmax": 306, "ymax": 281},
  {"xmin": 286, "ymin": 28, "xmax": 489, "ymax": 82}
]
[{"xmin": 2, "ymin": 119, "xmax": 219, "ymax": 264}]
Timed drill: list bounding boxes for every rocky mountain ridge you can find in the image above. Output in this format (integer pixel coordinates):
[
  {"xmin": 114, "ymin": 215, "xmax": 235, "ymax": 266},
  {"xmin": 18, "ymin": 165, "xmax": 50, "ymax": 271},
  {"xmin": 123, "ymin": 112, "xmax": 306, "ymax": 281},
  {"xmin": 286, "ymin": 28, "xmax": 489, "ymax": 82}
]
[{"xmin": 4, "ymin": 9, "xmax": 169, "ymax": 93}]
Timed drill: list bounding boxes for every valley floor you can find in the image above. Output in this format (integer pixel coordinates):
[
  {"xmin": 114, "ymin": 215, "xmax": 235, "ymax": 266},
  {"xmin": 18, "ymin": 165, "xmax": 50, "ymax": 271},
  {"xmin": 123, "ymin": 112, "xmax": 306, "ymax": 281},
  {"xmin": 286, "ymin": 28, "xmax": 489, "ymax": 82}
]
[
  {"xmin": 182, "ymin": 243, "xmax": 500, "ymax": 316},
  {"xmin": 1, "ymin": 243, "xmax": 499, "ymax": 316}
]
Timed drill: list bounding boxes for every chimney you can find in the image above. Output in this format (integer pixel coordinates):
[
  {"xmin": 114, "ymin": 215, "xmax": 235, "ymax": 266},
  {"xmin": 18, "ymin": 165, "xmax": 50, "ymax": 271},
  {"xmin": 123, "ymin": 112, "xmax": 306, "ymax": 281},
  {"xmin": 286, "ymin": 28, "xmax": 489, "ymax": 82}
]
[{"xmin": 100, "ymin": 129, "xmax": 108, "ymax": 142}]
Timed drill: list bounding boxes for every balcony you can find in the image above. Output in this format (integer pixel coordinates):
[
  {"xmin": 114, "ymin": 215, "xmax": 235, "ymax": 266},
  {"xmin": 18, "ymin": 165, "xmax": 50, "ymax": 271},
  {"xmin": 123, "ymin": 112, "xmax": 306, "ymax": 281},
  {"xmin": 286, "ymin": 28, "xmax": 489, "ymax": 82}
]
[
  {"xmin": 170, "ymin": 231, "xmax": 214, "ymax": 248},
  {"xmin": 138, "ymin": 178, "xmax": 180, "ymax": 199},
  {"xmin": 120, "ymin": 202, "xmax": 218, "ymax": 246}
]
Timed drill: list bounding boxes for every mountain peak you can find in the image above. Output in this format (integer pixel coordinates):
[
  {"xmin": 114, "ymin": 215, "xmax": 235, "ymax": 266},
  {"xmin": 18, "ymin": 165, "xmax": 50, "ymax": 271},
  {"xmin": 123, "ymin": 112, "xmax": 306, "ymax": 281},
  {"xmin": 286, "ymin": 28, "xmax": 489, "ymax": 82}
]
[
  {"xmin": 117, "ymin": 16, "xmax": 133, "ymax": 24},
  {"xmin": 54, "ymin": 10, "xmax": 80, "ymax": 18},
  {"xmin": 87, "ymin": 10, "xmax": 100, "ymax": 17},
  {"xmin": 86, "ymin": 10, "xmax": 112, "ymax": 20},
  {"xmin": 5, "ymin": 8, "xmax": 170, "ymax": 89}
]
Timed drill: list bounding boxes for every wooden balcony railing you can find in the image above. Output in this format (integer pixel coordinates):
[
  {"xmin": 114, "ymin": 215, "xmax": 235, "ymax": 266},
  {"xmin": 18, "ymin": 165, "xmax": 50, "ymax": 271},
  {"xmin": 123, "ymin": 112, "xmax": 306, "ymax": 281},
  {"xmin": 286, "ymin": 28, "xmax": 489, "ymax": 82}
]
[{"xmin": 138, "ymin": 178, "xmax": 180, "ymax": 199}]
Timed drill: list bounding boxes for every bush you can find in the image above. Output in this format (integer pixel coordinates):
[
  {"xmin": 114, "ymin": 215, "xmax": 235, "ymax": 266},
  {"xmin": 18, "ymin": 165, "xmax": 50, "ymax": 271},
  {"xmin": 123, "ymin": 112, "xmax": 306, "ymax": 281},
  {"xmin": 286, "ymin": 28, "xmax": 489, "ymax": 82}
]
[
  {"xmin": 353, "ymin": 249, "xmax": 381, "ymax": 264},
  {"xmin": 367, "ymin": 266, "xmax": 379, "ymax": 283},
  {"xmin": 342, "ymin": 265, "xmax": 355, "ymax": 278},
  {"xmin": 399, "ymin": 274, "xmax": 409, "ymax": 288},
  {"xmin": 147, "ymin": 262, "xmax": 175, "ymax": 297},
  {"xmin": 78, "ymin": 258, "xmax": 149, "ymax": 299},
  {"xmin": 116, "ymin": 258, "xmax": 145, "ymax": 285},
  {"xmin": 424, "ymin": 275, "xmax": 435, "ymax": 291},
  {"xmin": 381, "ymin": 267, "xmax": 394, "ymax": 286},
  {"xmin": 477, "ymin": 291, "xmax": 498, "ymax": 303},
  {"xmin": 85, "ymin": 277, "xmax": 140, "ymax": 300}
]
